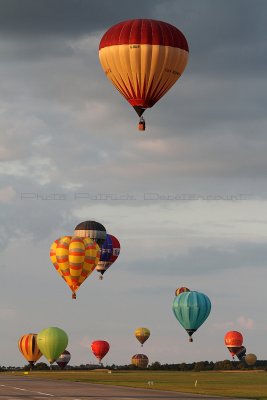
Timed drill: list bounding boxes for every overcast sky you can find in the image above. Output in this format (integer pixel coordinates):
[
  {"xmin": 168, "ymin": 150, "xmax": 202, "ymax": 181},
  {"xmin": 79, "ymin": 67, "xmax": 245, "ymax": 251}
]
[{"xmin": 1, "ymin": 0, "xmax": 267, "ymax": 367}]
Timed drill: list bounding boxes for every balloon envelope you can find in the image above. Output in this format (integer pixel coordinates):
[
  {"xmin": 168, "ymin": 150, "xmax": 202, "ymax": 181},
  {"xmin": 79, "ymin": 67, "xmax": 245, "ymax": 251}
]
[
  {"xmin": 135, "ymin": 327, "xmax": 150, "ymax": 346},
  {"xmin": 245, "ymin": 353, "xmax": 257, "ymax": 366},
  {"xmin": 50, "ymin": 236, "xmax": 100, "ymax": 298},
  {"xmin": 18, "ymin": 333, "xmax": 42, "ymax": 367},
  {"xmin": 96, "ymin": 234, "xmax": 120, "ymax": 276},
  {"xmin": 91, "ymin": 340, "xmax": 110, "ymax": 363},
  {"xmin": 56, "ymin": 350, "xmax": 71, "ymax": 369},
  {"xmin": 172, "ymin": 291, "xmax": 211, "ymax": 341},
  {"xmin": 74, "ymin": 221, "xmax": 106, "ymax": 246},
  {"xmin": 175, "ymin": 287, "xmax": 190, "ymax": 296},
  {"xmin": 224, "ymin": 331, "xmax": 243, "ymax": 358},
  {"xmin": 131, "ymin": 354, "xmax": 149, "ymax": 368},
  {"xmin": 37, "ymin": 327, "xmax": 68, "ymax": 364},
  {"xmin": 99, "ymin": 19, "xmax": 189, "ymax": 120}
]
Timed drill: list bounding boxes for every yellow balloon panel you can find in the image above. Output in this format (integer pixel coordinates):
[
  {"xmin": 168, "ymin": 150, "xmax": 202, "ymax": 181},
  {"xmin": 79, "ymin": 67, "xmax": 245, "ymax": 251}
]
[{"xmin": 99, "ymin": 44, "xmax": 189, "ymax": 108}]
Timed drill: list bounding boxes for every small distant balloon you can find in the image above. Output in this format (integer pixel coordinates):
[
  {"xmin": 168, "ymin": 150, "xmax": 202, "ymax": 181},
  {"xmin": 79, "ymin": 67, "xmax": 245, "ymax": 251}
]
[
  {"xmin": 131, "ymin": 354, "xmax": 149, "ymax": 368},
  {"xmin": 224, "ymin": 331, "xmax": 243, "ymax": 359},
  {"xmin": 91, "ymin": 340, "xmax": 110, "ymax": 364},
  {"xmin": 74, "ymin": 221, "xmax": 107, "ymax": 246},
  {"xmin": 56, "ymin": 350, "xmax": 71, "ymax": 369},
  {"xmin": 245, "ymin": 353, "xmax": 257, "ymax": 366},
  {"xmin": 175, "ymin": 287, "xmax": 190, "ymax": 296},
  {"xmin": 135, "ymin": 328, "xmax": 150, "ymax": 346}
]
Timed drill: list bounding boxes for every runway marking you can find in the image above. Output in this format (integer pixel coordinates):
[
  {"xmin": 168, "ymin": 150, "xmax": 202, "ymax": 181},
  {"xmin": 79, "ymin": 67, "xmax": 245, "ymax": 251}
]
[
  {"xmin": 36, "ymin": 392, "xmax": 54, "ymax": 396},
  {"xmin": 0, "ymin": 384, "xmax": 54, "ymax": 397}
]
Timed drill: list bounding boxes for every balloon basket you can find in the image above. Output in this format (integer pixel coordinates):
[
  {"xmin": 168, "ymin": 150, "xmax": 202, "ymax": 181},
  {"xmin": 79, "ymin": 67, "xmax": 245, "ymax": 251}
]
[
  {"xmin": 99, "ymin": 275, "xmax": 103, "ymax": 280},
  {"xmin": 189, "ymin": 337, "xmax": 193, "ymax": 342},
  {"xmin": 138, "ymin": 117, "xmax": 145, "ymax": 131},
  {"xmin": 72, "ymin": 293, "xmax": 76, "ymax": 299}
]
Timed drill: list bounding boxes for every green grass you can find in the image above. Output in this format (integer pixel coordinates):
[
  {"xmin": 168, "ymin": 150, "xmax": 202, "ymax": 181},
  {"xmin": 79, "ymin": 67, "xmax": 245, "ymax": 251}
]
[{"xmin": 8, "ymin": 370, "xmax": 267, "ymax": 399}]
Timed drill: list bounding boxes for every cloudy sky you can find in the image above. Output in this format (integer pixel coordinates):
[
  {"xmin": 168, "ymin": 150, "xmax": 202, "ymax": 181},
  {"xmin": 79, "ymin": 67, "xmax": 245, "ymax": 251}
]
[{"xmin": 1, "ymin": 0, "xmax": 267, "ymax": 367}]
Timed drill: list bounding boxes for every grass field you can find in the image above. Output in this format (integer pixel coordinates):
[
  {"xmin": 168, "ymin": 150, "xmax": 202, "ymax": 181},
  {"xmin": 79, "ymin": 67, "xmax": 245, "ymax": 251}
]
[{"xmin": 8, "ymin": 369, "xmax": 267, "ymax": 399}]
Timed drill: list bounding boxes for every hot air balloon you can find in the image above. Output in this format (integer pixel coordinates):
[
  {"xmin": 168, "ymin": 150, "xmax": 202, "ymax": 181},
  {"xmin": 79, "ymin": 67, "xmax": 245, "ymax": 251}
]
[
  {"xmin": 245, "ymin": 353, "xmax": 257, "ymax": 366},
  {"xmin": 18, "ymin": 333, "xmax": 42, "ymax": 368},
  {"xmin": 224, "ymin": 331, "xmax": 243, "ymax": 359},
  {"xmin": 50, "ymin": 236, "xmax": 100, "ymax": 299},
  {"xmin": 37, "ymin": 327, "xmax": 68, "ymax": 366},
  {"xmin": 91, "ymin": 340, "xmax": 110, "ymax": 364},
  {"xmin": 175, "ymin": 287, "xmax": 190, "ymax": 296},
  {"xmin": 131, "ymin": 354, "xmax": 149, "ymax": 368},
  {"xmin": 56, "ymin": 350, "xmax": 71, "ymax": 370},
  {"xmin": 99, "ymin": 19, "xmax": 189, "ymax": 131},
  {"xmin": 96, "ymin": 234, "xmax": 120, "ymax": 279},
  {"xmin": 135, "ymin": 327, "xmax": 150, "ymax": 346},
  {"xmin": 74, "ymin": 221, "xmax": 107, "ymax": 246},
  {"xmin": 172, "ymin": 291, "xmax": 211, "ymax": 342},
  {"xmin": 236, "ymin": 346, "xmax": 246, "ymax": 361}
]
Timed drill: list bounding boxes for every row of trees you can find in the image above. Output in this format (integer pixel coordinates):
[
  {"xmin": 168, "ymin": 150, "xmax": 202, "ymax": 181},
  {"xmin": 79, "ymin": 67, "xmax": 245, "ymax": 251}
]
[{"xmin": 1, "ymin": 360, "xmax": 267, "ymax": 372}]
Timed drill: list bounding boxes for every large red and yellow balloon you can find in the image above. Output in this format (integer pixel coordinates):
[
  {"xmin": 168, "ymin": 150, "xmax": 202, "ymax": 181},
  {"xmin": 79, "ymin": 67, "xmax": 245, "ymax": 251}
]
[
  {"xmin": 18, "ymin": 333, "xmax": 42, "ymax": 368},
  {"xmin": 50, "ymin": 236, "xmax": 100, "ymax": 299},
  {"xmin": 99, "ymin": 19, "xmax": 189, "ymax": 130}
]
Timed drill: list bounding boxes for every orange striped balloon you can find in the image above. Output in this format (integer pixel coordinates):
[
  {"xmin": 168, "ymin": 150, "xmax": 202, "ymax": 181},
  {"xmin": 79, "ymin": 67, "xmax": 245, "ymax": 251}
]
[
  {"xmin": 50, "ymin": 236, "xmax": 100, "ymax": 298},
  {"xmin": 18, "ymin": 333, "xmax": 42, "ymax": 367}
]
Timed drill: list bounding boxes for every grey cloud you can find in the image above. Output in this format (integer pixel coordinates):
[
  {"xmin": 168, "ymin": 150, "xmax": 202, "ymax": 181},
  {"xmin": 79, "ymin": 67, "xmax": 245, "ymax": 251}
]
[
  {"xmin": 124, "ymin": 241, "xmax": 267, "ymax": 276},
  {"xmin": 0, "ymin": 0, "xmax": 162, "ymax": 37}
]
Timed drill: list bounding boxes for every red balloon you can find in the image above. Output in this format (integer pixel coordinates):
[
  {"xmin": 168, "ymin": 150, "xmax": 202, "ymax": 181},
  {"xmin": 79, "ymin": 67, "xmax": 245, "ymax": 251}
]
[
  {"xmin": 224, "ymin": 331, "xmax": 243, "ymax": 359},
  {"xmin": 91, "ymin": 340, "xmax": 110, "ymax": 363}
]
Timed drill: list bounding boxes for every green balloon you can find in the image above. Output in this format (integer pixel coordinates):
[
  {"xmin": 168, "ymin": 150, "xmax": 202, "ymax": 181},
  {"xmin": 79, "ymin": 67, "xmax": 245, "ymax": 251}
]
[{"xmin": 37, "ymin": 327, "xmax": 68, "ymax": 364}]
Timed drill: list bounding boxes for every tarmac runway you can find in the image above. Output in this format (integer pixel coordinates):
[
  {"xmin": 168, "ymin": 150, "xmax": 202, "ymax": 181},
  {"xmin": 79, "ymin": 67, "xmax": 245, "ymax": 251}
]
[{"xmin": 0, "ymin": 374, "xmax": 249, "ymax": 400}]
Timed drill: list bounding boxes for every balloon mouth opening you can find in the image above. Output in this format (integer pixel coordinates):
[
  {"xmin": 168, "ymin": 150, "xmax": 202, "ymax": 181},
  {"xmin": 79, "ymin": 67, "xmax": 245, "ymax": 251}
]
[
  {"xmin": 186, "ymin": 329, "xmax": 196, "ymax": 340},
  {"xmin": 132, "ymin": 105, "xmax": 146, "ymax": 116}
]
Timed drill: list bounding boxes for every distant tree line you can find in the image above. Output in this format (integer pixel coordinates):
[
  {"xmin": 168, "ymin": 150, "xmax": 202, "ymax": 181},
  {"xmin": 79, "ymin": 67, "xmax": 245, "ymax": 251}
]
[{"xmin": 1, "ymin": 360, "xmax": 267, "ymax": 372}]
